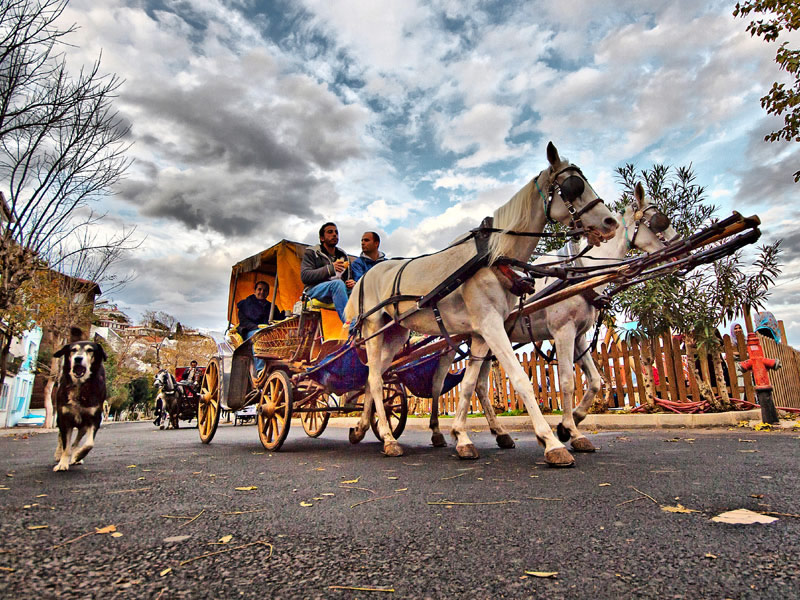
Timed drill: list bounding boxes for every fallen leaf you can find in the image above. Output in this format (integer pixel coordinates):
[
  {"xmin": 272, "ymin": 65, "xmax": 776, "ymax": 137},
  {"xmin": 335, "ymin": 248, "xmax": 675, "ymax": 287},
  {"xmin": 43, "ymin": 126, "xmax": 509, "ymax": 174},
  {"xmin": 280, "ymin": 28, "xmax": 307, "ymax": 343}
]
[
  {"xmin": 341, "ymin": 477, "xmax": 360, "ymax": 484},
  {"xmin": 218, "ymin": 535, "xmax": 233, "ymax": 544},
  {"xmin": 300, "ymin": 501, "xmax": 313, "ymax": 507},
  {"xmin": 739, "ymin": 450, "xmax": 758, "ymax": 453},
  {"xmin": 754, "ymin": 422, "xmax": 772, "ymax": 431},
  {"xmin": 387, "ymin": 476, "xmax": 398, "ymax": 480},
  {"xmin": 95, "ymin": 525, "xmax": 117, "ymax": 534},
  {"xmin": 322, "ymin": 493, "xmax": 335, "ymax": 497},
  {"xmin": 163, "ymin": 535, "xmax": 191, "ymax": 543},
  {"xmin": 111, "ymin": 532, "xmax": 123, "ymax": 538},
  {"xmin": 750, "ymin": 494, "xmax": 764, "ymax": 499},
  {"xmin": 36, "ymin": 494, "xmax": 47, "ymax": 498},
  {"xmin": 137, "ymin": 477, "xmax": 145, "ymax": 480},
  {"xmin": 661, "ymin": 504, "xmax": 699, "ymax": 514},
  {"xmin": 704, "ymin": 553, "xmax": 717, "ymax": 559},
  {"xmin": 126, "ymin": 465, "xmax": 137, "ymax": 468},
  {"xmin": 313, "ymin": 497, "xmax": 323, "ymax": 500},
  {"xmin": 738, "ymin": 439, "xmax": 756, "ymax": 443},
  {"xmin": 525, "ymin": 571, "xmax": 558, "ymax": 578},
  {"xmin": 599, "ymin": 483, "xmax": 611, "ymax": 487},
  {"xmin": 235, "ymin": 486, "xmax": 258, "ymax": 491},
  {"xmin": 314, "ymin": 467, "xmax": 326, "ymax": 471},
  {"xmin": 160, "ymin": 567, "xmax": 172, "ymax": 577},
  {"xmin": 395, "ymin": 488, "xmax": 408, "ymax": 492},
  {"xmin": 27, "ymin": 525, "xmax": 48, "ymax": 530},
  {"xmin": 711, "ymin": 509, "xmax": 778, "ymax": 524}
]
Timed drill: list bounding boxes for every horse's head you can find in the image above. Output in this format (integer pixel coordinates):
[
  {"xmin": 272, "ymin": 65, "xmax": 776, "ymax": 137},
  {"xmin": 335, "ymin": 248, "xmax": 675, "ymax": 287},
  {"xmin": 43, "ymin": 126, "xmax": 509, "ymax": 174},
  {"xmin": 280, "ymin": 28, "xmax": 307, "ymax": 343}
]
[
  {"xmin": 541, "ymin": 142, "xmax": 618, "ymax": 246},
  {"xmin": 153, "ymin": 369, "xmax": 168, "ymax": 389},
  {"xmin": 620, "ymin": 181, "xmax": 678, "ymax": 254}
]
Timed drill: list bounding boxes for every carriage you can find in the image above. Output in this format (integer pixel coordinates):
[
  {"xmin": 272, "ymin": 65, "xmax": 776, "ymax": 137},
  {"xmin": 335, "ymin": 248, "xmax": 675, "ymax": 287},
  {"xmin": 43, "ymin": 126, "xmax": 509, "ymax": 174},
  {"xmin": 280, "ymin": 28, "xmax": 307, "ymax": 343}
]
[
  {"xmin": 196, "ymin": 239, "xmax": 465, "ymax": 450},
  {"xmin": 196, "ymin": 144, "xmax": 762, "ymax": 461}
]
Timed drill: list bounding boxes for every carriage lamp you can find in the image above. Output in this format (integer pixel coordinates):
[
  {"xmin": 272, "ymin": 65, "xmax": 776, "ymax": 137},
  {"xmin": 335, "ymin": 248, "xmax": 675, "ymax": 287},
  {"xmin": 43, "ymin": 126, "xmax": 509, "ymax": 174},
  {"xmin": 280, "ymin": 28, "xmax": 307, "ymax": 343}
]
[{"xmin": 738, "ymin": 332, "xmax": 781, "ymax": 424}]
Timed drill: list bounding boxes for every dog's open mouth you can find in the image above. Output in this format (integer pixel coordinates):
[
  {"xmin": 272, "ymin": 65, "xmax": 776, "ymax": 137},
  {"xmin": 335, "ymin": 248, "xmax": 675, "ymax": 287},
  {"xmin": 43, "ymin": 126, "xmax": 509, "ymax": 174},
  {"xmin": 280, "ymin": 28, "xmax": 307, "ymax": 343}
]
[{"xmin": 72, "ymin": 364, "xmax": 87, "ymax": 378}]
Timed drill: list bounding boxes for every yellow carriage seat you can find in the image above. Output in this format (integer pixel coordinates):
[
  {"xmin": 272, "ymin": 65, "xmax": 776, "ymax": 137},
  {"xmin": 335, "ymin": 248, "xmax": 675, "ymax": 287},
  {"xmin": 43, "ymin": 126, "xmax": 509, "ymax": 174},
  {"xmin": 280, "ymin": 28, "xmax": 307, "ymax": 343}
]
[{"xmin": 301, "ymin": 295, "xmax": 347, "ymax": 340}]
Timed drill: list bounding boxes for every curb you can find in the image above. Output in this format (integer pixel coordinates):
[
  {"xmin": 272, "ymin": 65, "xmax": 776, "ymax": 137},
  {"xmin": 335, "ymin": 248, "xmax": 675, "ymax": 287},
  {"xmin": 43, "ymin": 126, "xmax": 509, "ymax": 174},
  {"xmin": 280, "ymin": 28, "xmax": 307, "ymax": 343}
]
[{"xmin": 324, "ymin": 408, "xmax": 766, "ymax": 432}]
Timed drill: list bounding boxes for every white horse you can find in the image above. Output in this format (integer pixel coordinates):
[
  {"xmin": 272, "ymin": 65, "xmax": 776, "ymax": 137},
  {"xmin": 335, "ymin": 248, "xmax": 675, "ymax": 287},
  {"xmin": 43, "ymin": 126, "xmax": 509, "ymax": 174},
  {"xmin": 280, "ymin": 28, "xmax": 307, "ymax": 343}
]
[
  {"xmin": 344, "ymin": 142, "xmax": 619, "ymax": 466},
  {"xmin": 427, "ymin": 182, "xmax": 678, "ymax": 457}
]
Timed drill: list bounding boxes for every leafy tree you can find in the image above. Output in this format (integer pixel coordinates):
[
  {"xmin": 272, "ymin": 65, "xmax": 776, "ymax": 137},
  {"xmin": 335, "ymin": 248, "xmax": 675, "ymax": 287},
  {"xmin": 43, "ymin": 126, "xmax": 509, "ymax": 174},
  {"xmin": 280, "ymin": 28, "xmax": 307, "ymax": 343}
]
[
  {"xmin": 611, "ymin": 164, "xmax": 782, "ymax": 411},
  {"xmin": 734, "ymin": 1, "xmax": 800, "ymax": 180}
]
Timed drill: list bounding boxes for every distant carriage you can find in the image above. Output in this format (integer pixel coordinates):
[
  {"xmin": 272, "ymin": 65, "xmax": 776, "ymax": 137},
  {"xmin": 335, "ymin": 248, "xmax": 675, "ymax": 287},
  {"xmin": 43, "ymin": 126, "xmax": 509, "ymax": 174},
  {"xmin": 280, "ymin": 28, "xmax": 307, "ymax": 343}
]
[{"xmin": 154, "ymin": 365, "xmax": 205, "ymax": 429}]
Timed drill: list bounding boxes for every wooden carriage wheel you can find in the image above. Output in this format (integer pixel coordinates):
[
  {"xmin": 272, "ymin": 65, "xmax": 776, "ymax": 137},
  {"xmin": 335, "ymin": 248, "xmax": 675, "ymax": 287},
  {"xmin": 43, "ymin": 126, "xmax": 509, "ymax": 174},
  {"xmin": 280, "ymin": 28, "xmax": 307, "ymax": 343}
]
[
  {"xmin": 300, "ymin": 392, "xmax": 332, "ymax": 438},
  {"xmin": 370, "ymin": 380, "xmax": 408, "ymax": 441},
  {"xmin": 198, "ymin": 358, "xmax": 221, "ymax": 444},
  {"xmin": 257, "ymin": 370, "xmax": 293, "ymax": 451}
]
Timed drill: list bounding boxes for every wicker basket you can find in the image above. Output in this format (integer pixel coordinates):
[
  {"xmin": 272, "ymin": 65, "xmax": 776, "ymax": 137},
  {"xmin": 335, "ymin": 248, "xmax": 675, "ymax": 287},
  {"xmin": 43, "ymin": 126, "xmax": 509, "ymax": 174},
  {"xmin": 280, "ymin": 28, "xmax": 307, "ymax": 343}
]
[{"xmin": 251, "ymin": 315, "xmax": 317, "ymax": 361}]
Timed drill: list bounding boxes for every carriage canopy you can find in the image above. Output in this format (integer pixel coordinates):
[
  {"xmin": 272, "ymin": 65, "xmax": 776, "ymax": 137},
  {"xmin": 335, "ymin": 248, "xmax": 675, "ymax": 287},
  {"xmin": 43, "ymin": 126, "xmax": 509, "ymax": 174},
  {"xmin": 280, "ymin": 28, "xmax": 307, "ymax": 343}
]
[{"xmin": 226, "ymin": 239, "xmax": 357, "ymax": 337}]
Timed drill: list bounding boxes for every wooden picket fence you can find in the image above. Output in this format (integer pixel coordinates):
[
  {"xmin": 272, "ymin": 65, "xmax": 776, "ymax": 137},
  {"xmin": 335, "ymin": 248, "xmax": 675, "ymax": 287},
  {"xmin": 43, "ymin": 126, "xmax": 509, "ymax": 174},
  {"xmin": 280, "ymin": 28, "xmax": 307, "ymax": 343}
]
[{"xmin": 409, "ymin": 331, "xmax": 800, "ymax": 414}]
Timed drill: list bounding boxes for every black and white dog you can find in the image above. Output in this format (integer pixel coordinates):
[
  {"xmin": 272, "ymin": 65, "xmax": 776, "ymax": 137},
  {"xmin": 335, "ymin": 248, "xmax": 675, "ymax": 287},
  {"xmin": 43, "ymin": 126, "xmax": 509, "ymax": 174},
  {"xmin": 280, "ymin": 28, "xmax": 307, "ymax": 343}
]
[{"xmin": 52, "ymin": 339, "xmax": 107, "ymax": 472}]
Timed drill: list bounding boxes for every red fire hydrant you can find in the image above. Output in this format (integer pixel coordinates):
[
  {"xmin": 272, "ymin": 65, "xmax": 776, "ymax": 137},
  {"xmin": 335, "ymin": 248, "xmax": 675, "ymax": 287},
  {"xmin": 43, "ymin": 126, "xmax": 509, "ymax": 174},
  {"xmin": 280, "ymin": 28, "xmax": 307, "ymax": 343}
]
[{"xmin": 738, "ymin": 333, "xmax": 781, "ymax": 424}]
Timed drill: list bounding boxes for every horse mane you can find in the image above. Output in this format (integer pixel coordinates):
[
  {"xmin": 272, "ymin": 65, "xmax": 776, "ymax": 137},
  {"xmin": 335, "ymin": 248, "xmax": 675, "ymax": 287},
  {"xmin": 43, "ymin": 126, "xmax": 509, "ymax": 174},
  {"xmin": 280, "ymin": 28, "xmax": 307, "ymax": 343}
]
[{"xmin": 488, "ymin": 171, "xmax": 546, "ymax": 265}]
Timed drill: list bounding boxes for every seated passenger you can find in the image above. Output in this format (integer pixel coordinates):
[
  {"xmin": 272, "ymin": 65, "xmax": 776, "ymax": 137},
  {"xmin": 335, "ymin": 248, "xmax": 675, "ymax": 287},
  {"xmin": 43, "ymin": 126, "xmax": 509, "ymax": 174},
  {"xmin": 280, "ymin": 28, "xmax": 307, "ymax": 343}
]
[
  {"xmin": 180, "ymin": 359, "xmax": 201, "ymax": 393},
  {"xmin": 300, "ymin": 222, "xmax": 353, "ymax": 322},
  {"xmin": 237, "ymin": 280, "xmax": 285, "ymax": 373},
  {"xmin": 351, "ymin": 231, "xmax": 386, "ymax": 282}
]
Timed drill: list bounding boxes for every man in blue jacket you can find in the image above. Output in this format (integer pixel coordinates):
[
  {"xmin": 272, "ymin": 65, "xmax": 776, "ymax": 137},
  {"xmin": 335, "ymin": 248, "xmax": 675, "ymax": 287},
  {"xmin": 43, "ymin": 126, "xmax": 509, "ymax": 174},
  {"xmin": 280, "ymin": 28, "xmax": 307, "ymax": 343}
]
[
  {"xmin": 237, "ymin": 280, "xmax": 284, "ymax": 373},
  {"xmin": 351, "ymin": 231, "xmax": 386, "ymax": 282}
]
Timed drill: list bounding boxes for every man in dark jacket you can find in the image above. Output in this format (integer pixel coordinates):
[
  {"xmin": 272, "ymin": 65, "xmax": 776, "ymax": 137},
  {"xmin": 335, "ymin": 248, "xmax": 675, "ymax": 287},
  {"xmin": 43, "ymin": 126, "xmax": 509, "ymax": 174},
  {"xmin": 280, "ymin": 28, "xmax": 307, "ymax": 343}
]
[
  {"xmin": 301, "ymin": 222, "xmax": 353, "ymax": 322},
  {"xmin": 351, "ymin": 231, "xmax": 386, "ymax": 282},
  {"xmin": 237, "ymin": 280, "xmax": 284, "ymax": 373}
]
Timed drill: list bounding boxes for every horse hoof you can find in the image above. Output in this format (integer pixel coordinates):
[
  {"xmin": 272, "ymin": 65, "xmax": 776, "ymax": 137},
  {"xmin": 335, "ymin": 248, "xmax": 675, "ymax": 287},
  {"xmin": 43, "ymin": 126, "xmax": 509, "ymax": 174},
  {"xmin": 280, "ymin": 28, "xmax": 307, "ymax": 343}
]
[
  {"xmin": 544, "ymin": 447, "xmax": 575, "ymax": 467},
  {"xmin": 456, "ymin": 444, "xmax": 480, "ymax": 460},
  {"xmin": 556, "ymin": 423, "xmax": 571, "ymax": 443},
  {"xmin": 431, "ymin": 433, "xmax": 447, "ymax": 447},
  {"xmin": 383, "ymin": 441, "xmax": 404, "ymax": 457},
  {"xmin": 571, "ymin": 437, "xmax": 596, "ymax": 453},
  {"xmin": 496, "ymin": 433, "xmax": 515, "ymax": 449},
  {"xmin": 348, "ymin": 427, "xmax": 365, "ymax": 444}
]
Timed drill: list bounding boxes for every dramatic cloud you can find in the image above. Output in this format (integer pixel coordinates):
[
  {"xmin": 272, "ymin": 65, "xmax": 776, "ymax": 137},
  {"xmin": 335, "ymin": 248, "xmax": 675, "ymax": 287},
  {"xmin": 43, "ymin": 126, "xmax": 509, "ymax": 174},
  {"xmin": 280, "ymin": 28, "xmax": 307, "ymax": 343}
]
[{"xmin": 27, "ymin": 0, "xmax": 797, "ymax": 344}]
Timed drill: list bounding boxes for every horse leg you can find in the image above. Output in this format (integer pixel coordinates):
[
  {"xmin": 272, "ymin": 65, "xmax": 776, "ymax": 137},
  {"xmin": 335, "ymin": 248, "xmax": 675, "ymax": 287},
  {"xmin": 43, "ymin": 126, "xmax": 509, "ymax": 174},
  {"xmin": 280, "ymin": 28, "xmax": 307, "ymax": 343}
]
[
  {"xmin": 370, "ymin": 327, "xmax": 409, "ymax": 456},
  {"xmin": 551, "ymin": 328, "xmax": 593, "ymax": 452},
  {"xmin": 472, "ymin": 359, "xmax": 515, "ymax": 449},
  {"xmin": 429, "ymin": 349, "xmax": 454, "ymax": 448},
  {"xmin": 560, "ymin": 335, "xmax": 601, "ymax": 453},
  {"xmin": 448, "ymin": 350, "xmax": 486, "ymax": 459},
  {"xmin": 478, "ymin": 319, "xmax": 573, "ymax": 467},
  {"xmin": 349, "ymin": 386, "xmax": 373, "ymax": 444}
]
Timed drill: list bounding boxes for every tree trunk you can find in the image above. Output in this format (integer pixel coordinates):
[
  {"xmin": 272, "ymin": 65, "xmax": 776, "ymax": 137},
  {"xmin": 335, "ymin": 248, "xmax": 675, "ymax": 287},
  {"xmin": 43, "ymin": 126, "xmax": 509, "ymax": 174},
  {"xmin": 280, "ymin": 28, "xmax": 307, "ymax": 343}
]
[
  {"xmin": 712, "ymin": 351, "xmax": 731, "ymax": 410},
  {"xmin": 692, "ymin": 340, "xmax": 721, "ymax": 411},
  {"xmin": 44, "ymin": 375, "xmax": 57, "ymax": 429},
  {"xmin": 639, "ymin": 339, "xmax": 658, "ymax": 411},
  {"xmin": 0, "ymin": 330, "xmax": 13, "ymax": 407}
]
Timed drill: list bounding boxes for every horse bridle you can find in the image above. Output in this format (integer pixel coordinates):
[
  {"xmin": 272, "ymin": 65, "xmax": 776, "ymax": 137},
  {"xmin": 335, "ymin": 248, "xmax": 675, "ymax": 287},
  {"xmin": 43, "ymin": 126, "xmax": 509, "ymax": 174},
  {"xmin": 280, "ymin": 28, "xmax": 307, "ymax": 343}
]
[
  {"xmin": 627, "ymin": 204, "xmax": 673, "ymax": 248},
  {"xmin": 536, "ymin": 165, "xmax": 606, "ymax": 232}
]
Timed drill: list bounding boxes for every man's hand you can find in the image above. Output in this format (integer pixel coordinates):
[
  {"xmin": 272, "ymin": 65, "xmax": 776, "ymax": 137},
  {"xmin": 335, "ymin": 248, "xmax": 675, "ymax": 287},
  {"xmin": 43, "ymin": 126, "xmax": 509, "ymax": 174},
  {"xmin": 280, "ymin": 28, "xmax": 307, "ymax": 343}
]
[
  {"xmin": 345, "ymin": 279, "xmax": 355, "ymax": 289},
  {"xmin": 333, "ymin": 260, "xmax": 347, "ymax": 273}
]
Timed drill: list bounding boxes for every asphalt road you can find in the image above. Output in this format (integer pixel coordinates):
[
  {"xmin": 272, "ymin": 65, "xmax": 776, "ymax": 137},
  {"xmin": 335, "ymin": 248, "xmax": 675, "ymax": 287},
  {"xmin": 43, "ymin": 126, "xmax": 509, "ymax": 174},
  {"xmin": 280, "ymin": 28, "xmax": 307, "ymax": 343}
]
[{"xmin": 1, "ymin": 419, "xmax": 798, "ymax": 599}]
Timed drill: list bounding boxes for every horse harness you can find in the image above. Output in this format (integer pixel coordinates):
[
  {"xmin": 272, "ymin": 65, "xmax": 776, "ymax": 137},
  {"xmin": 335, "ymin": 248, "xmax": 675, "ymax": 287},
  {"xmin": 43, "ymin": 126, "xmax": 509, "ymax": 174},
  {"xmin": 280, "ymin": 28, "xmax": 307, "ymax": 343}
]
[
  {"xmin": 537, "ymin": 165, "xmax": 606, "ymax": 232},
  {"xmin": 352, "ymin": 166, "xmax": 611, "ymax": 357}
]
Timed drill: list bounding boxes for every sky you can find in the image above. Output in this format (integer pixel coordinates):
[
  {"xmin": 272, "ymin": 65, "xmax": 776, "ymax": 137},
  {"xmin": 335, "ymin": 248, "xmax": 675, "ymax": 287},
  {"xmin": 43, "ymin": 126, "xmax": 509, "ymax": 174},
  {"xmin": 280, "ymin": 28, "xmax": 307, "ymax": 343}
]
[{"xmin": 46, "ymin": 0, "xmax": 800, "ymax": 344}]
